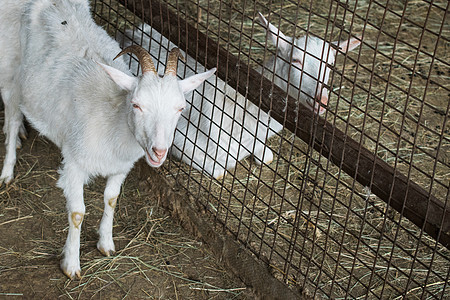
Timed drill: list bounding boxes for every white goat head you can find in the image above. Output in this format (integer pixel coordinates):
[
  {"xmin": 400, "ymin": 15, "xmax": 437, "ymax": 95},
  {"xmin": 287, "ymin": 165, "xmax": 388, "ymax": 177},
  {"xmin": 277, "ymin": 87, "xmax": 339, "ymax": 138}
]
[
  {"xmin": 99, "ymin": 45, "xmax": 216, "ymax": 167},
  {"xmin": 258, "ymin": 13, "xmax": 361, "ymax": 115}
]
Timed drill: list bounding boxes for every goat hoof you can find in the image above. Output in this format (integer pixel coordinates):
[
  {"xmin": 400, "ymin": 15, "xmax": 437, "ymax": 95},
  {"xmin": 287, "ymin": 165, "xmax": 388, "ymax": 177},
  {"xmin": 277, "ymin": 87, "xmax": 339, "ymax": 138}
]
[
  {"xmin": 263, "ymin": 156, "xmax": 273, "ymax": 165},
  {"xmin": 19, "ymin": 126, "xmax": 28, "ymax": 140},
  {"xmin": 62, "ymin": 269, "xmax": 81, "ymax": 280},
  {"xmin": 61, "ymin": 261, "xmax": 82, "ymax": 280},
  {"xmin": 98, "ymin": 247, "xmax": 115, "ymax": 257},
  {"xmin": 19, "ymin": 133, "xmax": 28, "ymax": 140},
  {"xmin": 15, "ymin": 138, "xmax": 22, "ymax": 149},
  {"xmin": 213, "ymin": 169, "xmax": 226, "ymax": 180},
  {"xmin": 97, "ymin": 240, "xmax": 116, "ymax": 257},
  {"xmin": 0, "ymin": 175, "xmax": 13, "ymax": 187}
]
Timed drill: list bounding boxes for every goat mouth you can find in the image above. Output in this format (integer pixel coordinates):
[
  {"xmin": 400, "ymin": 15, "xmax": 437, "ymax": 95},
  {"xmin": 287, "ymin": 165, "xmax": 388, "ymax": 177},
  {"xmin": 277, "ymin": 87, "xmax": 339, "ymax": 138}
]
[{"xmin": 145, "ymin": 148, "xmax": 163, "ymax": 167}]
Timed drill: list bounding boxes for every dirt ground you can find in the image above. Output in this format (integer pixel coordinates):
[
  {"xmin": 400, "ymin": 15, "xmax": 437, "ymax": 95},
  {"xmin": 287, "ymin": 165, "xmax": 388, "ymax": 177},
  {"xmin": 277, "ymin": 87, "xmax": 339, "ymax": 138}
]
[{"xmin": 0, "ymin": 118, "xmax": 250, "ymax": 299}]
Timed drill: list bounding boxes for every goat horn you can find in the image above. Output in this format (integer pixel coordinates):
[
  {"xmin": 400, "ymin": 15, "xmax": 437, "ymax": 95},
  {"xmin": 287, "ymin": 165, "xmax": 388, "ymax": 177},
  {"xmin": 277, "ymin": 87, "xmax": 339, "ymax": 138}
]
[
  {"xmin": 114, "ymin": 45, "xmax": 157, "ymax": 75},
  {"xmin": 164, "ymin": 48, "xmax": 184, "ymax": 76}
]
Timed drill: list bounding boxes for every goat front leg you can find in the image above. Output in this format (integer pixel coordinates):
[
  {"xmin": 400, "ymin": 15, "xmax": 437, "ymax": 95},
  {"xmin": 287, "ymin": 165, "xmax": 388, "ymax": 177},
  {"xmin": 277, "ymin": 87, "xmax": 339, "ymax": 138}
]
[
  {"xmin": 97, "ymin": 173, "xmax": 126, "ymax": 257},
  {"xmin": 57, "ymin": 163, "xmax": 87, "ymax": 280}
]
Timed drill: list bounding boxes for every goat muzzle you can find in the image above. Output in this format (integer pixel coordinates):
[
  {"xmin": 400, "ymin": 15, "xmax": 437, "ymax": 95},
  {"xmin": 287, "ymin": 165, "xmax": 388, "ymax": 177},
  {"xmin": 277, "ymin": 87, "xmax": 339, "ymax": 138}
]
[{"xmin": 114, "ymin": 45, "xmax": 157, "ymax": 75}]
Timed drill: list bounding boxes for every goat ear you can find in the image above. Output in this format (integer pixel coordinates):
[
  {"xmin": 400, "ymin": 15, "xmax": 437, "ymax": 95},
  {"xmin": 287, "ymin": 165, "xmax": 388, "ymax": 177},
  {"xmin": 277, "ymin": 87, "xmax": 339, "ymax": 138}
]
[
  {"xmin": 97, "ymin": 62, "xmax": 137, "ymax": 91},
  {"xmin": 257, "ymin": 12, "xmax": 290, "ymax": 53},
  {"xmin": 332, "ymin": 36, "xmax": 361, "ymax": 54},
  {"xmin": 179, "ymin": 68, "xmax": 216, "ymax": 94}
]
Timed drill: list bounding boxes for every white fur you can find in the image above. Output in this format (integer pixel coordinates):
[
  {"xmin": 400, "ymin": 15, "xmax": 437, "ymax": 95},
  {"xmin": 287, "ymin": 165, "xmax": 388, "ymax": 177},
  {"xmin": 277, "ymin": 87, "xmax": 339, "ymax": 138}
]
[
  {"xmin": 120, "ymin": 24, "xmax": 283, "ymax": 179},
  {"xmin": 258, "ymin": 12, "xmax": 361, "ymax": 115},
  {"xmin": 0, "ymin": 0, "xmax": 214, "ymax": 279}
]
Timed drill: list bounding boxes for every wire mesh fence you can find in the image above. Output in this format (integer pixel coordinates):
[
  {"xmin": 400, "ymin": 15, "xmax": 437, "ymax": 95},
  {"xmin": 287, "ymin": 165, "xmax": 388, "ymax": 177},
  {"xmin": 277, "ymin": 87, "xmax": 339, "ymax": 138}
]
[{"xmin": 92, "ymin": 0, "xmax": 449, "ymax": 298}]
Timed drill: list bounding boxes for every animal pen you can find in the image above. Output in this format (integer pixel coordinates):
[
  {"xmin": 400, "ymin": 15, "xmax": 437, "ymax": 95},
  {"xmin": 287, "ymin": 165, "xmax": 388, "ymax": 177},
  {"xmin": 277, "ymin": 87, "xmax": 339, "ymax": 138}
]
[
  {"xmin": 89, "ymin": 0, "xmax": 450, "ymax": 298},
  {"xmin": 3, "ymin": 0, "xmax": 447, "ymax": 298}
]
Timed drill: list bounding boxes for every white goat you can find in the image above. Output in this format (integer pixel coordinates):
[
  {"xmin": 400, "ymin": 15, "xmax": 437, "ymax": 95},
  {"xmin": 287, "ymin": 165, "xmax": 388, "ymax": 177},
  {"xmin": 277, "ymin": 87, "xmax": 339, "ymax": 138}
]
[
  {"xmin": 0, "ymin": 0, "xmax": 214, "ymax": 279},
  {"xmin": 257, "ymin": 13, "xmax": 361, "ymax": 115},
  {"xmin": 120, "ymin": 14, "xmax": 360, "ymax": 179},
  {"xmin": 120, "ymin": 25, "xmax": 283, "ymax": 179}
]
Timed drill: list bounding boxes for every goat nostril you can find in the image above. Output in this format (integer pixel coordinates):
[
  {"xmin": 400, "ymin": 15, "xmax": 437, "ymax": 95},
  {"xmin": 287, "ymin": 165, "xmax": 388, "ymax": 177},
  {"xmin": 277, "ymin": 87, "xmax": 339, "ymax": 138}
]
[{"xmin": 152, "ymin": 147, "xmax": 167, "ymax": 159}]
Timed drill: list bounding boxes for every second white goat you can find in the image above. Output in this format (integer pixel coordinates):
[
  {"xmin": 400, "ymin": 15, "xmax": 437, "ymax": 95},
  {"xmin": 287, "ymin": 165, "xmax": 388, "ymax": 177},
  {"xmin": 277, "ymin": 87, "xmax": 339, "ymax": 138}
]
[{"xmin": 257, "ymin": 13, "xmax": 361, "ymax": 115}]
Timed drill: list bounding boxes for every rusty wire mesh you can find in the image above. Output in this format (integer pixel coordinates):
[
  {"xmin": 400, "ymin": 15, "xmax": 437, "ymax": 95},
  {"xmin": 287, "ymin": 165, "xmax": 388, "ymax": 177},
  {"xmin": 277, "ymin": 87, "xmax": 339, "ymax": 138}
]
[{"xmin": 92, "ymin": 0, "xmax": 449, "ymax": 298}]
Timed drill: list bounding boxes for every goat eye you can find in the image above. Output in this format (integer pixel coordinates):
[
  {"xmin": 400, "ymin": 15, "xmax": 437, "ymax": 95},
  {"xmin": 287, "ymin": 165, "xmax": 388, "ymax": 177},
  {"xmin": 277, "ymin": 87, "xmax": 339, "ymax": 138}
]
[
  {"xmin": 132, "ymin": 103, "xmax": 142, "ymax": 111},
  {"xmin": 292, "ymin": 59, "xmax": 302, "ymax": 65},
  {"xmin": 178, "ymin": 107, "xmax": 185, "ymax": 112}
]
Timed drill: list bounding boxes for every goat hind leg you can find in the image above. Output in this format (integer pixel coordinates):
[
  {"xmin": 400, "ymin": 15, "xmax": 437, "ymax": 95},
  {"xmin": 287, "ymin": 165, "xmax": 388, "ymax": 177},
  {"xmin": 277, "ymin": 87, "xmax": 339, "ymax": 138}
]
[
  {"xmin": 1, "ymin": 87, "xmax": 26, "ymax": 146},
  {"xmin": 0, "ymin": 87, "xmax": 23, "ymax": 185},
  {"xmin": 97, "ymin": 173, "xmax": 126, "ymax": 257}
]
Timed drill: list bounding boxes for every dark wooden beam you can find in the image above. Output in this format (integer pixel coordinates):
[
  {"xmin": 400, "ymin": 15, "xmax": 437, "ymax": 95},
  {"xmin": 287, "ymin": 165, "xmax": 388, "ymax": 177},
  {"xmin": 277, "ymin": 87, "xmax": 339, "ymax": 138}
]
[{"xmin": 118, "ymin": 0, "xmax": 449, "ymax": 248}]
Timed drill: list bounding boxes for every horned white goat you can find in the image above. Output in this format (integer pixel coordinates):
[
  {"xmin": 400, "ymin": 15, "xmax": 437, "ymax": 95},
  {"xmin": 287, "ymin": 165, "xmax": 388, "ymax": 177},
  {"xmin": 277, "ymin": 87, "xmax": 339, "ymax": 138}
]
[
  {"xmin": 120, "ymin": 14, "xmax": 360, "ymax": 179},
  {"xmin": 0, "ymin": 0, "xmax": 214, "ymax": 279}
]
